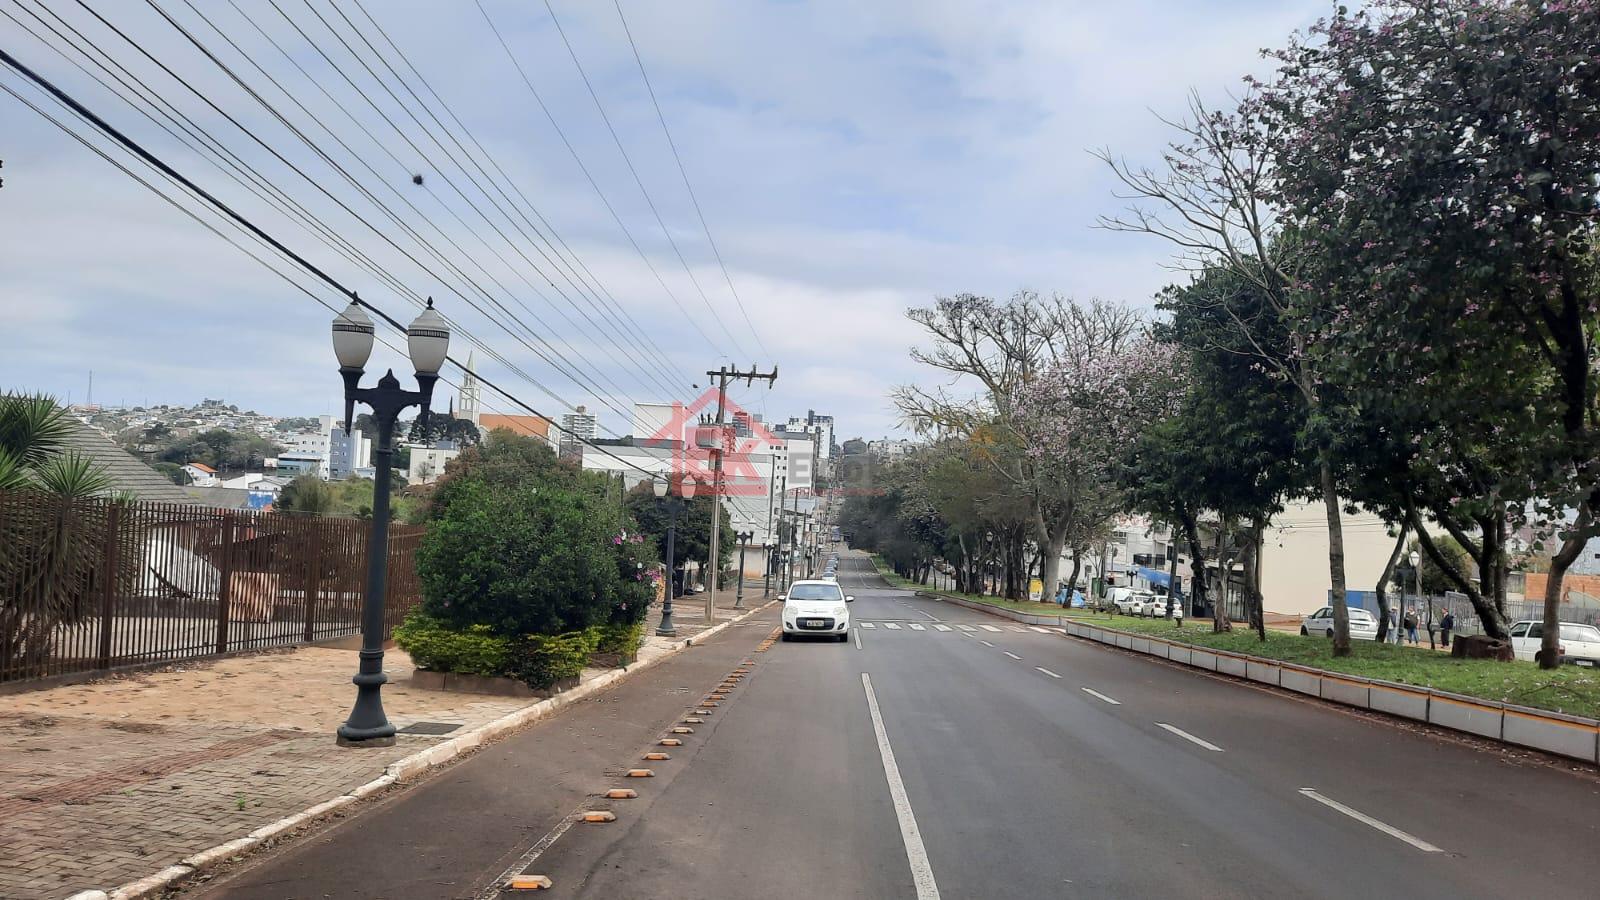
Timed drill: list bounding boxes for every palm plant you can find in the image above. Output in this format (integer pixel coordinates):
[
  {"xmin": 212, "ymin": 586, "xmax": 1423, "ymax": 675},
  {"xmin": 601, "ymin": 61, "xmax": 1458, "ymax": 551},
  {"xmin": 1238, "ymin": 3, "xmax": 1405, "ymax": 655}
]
[{"xmin": 0, "ymin": 393, "xmax": 116, "ymax": 680}]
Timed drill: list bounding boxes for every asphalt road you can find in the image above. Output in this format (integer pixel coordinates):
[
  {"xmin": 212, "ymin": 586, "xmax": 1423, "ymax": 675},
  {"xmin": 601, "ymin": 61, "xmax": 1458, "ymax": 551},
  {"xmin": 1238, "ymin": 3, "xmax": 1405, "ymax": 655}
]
[{"xmin": 190, "ymin": 552, "xmax": 1600, "ymax": 899}]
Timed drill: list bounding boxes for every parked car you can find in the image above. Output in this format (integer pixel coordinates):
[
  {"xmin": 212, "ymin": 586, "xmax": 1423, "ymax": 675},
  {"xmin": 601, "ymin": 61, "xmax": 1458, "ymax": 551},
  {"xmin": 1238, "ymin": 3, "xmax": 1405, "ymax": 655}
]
[
  {"xmin": 1142, "ymin": 594, "xmax": 1183, "ymax": 619},
  {"xmin": 1300, "ymin": 607, "xmax": 1379, "ymax": 641},
  {"xmin": 1508, "ymin": 620, "xmax": 1600, "ymax": 666},
  {"xmin": 1114, "ymin": 591, "xmax": 1155, "ymax": 617},
  {"xmin": 780, "ymin": 579, "xmax": 853, "ymax": 642}
]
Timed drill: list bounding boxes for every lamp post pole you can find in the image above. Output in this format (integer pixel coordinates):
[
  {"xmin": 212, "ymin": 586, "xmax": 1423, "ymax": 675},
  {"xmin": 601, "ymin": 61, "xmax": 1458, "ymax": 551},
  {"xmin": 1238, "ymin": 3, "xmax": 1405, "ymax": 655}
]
[
  {"xmin": 331, "ymin": 299, "xmax": 449, "ymax": 748},
  {"xmin": 734, "ymin": 530, "xmax": 754, "ymax": 608},
  {"xmin": 654, "ymin": 475, "xmax": 695, "ymax": 636}
]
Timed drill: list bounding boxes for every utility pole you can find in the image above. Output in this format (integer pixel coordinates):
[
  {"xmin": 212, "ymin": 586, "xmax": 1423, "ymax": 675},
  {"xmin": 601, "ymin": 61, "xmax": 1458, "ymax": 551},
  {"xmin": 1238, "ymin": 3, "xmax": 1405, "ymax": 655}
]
[{"xmin": 703, "ymin": 364, "xmax": 777, "ymax": 624}]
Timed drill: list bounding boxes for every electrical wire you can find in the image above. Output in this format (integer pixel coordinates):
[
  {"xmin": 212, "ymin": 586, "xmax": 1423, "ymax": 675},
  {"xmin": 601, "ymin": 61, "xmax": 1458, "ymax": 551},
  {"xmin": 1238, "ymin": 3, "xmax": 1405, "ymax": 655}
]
[{"xmin": 610, "ymin": 0, "xmax": 771, "ymax": 361}]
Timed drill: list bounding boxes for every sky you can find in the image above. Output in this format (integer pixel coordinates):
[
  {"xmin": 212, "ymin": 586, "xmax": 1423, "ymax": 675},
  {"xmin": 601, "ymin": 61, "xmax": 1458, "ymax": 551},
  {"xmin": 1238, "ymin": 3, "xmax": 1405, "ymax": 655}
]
[{"xmin": 0, "ymin": 0, "xmax": 1324, "ymax": 443}]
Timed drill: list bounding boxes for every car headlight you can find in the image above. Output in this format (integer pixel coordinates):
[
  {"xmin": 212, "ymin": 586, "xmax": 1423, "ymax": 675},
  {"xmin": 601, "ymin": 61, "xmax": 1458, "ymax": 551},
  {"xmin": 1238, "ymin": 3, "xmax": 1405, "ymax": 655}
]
[{"xmin": 834, "ymin": 605, "xmax": 848, "ymax": 617}]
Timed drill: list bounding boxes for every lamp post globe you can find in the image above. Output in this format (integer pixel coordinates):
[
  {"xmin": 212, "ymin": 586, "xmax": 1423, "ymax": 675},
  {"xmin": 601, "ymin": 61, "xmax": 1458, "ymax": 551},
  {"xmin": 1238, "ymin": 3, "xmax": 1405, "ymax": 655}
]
[
  {"xmin": 406, "ymin": 299, "xmax": 450, "ymax": 375},
  {"xmin": 331, "ymin": 299, "xmax": 375, "ymax": 370}
]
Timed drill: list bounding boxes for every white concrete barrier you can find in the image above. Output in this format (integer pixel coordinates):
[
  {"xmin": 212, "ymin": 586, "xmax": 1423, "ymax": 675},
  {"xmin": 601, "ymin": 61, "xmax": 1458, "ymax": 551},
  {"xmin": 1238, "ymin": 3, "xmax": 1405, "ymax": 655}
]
[
  {"xmin": 1166, "ymin": 644, "xmax": 1192, "ymax": 666},
  {"xmin": 1427, "ymin": 690, "xmax": 1503, "ymax": 740},
  {"xmin": 1246, "ymin": 659, "xmax": 1281, "ymax": 687},
  {"xmin": 1190, "ymin": 649, "xmax": 1218, "ymax": 671},
  {"xmin": 1147, "ymin": 640, "xmax": 1171, "ymax": 660},
  {"xmin": 1319, "ymin": 674, "xmax": 1371, "ymax": 709},
  {"xmin": 1280, "ymin": 664, "xmax": 1322, "ymax": 698},
  {"xmin": 1115, "ymin": 633, "xmax": 1133, "ymax": 649},
  {"xmin": 1216, "ymin": 653, "xmax": 1248, "ymax": 678},
  {"xmin": 1502, "ymin": 706, "xmax": 1600, "ymax": 762},
  {"xmin": 1130, "ymin": 636, "xmax": 1150, "ymax": 655},
  {"xmin": 1369, "ymin": 680, "xmax": 1430, "ymax": 722}
]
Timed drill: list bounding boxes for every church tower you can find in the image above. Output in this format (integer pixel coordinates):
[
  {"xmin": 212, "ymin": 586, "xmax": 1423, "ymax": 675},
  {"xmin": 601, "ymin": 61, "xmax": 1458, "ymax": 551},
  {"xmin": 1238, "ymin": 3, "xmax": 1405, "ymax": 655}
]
[{"xmin": 458, "ymin": 352, "xmax": 481, "ymax": 426}]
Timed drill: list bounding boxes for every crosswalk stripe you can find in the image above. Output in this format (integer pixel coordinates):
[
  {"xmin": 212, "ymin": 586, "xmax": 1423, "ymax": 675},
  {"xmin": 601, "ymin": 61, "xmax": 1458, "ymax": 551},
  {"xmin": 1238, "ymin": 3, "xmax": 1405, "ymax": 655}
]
[
  {"xmin": 885, "ymin": 622, "xmax": 902, "ymax": 630},
  {"xmin": 1029, "ymin": 626, "xmax": 1053, "ymax": 634},
  {"xmin": 979, "ymin": 624, "xmax": 1002, "ymax": 633},
  {"xmin": 909, "ymin": 623, "xmax": 926, "ymax": 631},
  {"xmin": 933, "ymin": 624, "xmax": 952, "ymax": 632},
  {"xmin": 862, "ymin": 622, "xmax": 876, "ymax": 629},
  {"xmin": 1007, "ymin": 626, "xmax": 1028, "ymax": 633},
  {"xmin": 956, "ymin": 625, "xmax": 977, "ymax": 632}
]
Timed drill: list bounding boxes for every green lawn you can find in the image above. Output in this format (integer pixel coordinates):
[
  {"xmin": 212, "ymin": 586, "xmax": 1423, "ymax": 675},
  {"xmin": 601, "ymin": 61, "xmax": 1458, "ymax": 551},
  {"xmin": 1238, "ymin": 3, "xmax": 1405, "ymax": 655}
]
[
  {"xmin": 866, "ymin": 554, "xmax": 1600, "ymax": 719},
  {"xmin": 866, "ymin": 555, "xmax": 1102, "ymax": 617},
  {"xmin": 1104, "ymin": 615, "xmax": 1600, "ymax": 720}
]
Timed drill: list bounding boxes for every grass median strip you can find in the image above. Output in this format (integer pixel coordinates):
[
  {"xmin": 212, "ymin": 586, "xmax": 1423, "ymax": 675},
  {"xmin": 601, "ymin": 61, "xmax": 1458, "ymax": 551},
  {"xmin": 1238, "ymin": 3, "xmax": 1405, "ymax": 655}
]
[{"xmin": 1090, "ymin": 614, "xmax": 1600, "ymax": 719}]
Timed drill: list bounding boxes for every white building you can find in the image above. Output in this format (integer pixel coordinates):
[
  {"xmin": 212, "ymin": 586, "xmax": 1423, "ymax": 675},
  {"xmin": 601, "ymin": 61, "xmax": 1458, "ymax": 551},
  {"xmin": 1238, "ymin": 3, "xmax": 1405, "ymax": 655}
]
[
  {"xmin": 407, "ymin": 444, "xmax": 460, "ymax": 485},
  {"xmin": 561, "ymin": 405, "xmax": 598, "ymax": 442},
  {"xmin": 458, "ymin": 352, "xmax": 482, "ymax": 426},
  {"xmin": 867, "ymin": 438, "xmax": 918, "ymax": 461},
  {"xmin": 181, "ymin": 462, "xmax": 217, "ymax": 486}
]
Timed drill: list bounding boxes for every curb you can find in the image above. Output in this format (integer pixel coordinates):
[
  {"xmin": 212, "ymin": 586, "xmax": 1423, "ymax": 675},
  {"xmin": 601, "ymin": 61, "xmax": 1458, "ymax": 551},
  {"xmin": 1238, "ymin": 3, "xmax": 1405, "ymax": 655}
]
[
  {"xmin": 1052, "ymin": 617, "xmax": 1600, "ymax": 767},
  {"xmin": 70, "ymin": 600, "xmax": 777, "ymax": 900}
]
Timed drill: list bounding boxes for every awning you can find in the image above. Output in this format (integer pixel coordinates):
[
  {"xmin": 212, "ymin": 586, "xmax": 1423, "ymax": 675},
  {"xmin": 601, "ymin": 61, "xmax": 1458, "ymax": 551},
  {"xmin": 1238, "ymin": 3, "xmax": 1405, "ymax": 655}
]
[{"xmin": 1136, "ymin": 565, "xmax": 1172, "ymax": 588}]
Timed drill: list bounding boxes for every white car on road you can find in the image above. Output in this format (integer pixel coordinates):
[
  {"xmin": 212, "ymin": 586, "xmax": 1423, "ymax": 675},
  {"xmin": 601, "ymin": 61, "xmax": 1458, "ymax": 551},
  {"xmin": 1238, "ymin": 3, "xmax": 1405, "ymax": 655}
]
[
  {"xmin": 1300, "ymin": 606, "xmax": 1380, "ymax": 641},
  {"xmin": 781, "ymin": 580, "xmax": 853, "ymax": 642},
  {"xmin": 1508, "ymin": 620, "xmax": 1600, "ymax": 666}
]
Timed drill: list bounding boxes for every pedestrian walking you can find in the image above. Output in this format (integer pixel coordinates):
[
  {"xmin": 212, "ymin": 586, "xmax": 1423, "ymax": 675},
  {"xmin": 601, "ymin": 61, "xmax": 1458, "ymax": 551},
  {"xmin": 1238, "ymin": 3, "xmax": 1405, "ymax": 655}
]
[
  {"xmin": 1441, "ymin": 610, "xmax": 1455, "ymax": 648},
  {"xmin": 1404, "ymin": 608, "xmax": 1419, "ymax": 645}
]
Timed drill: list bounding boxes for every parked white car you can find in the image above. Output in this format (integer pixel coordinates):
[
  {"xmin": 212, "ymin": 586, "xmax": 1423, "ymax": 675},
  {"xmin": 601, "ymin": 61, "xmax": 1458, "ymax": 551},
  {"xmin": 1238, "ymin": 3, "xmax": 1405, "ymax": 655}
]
[
  {"xmin": 1508, "ymin": 620, "xmax": 1600, "ymax": 666},
  {"xmin": 1300, "ymin": 607, "xmax": 1380, "ymax": 641},
  {"xmin": 1115, "ymin": 591, "xmax": 1155, "ymax": 617},
  {"xmin": 1142, "ymin": 594, "xmax": 1183, "ymax": 619},
  {"xmin": 780, "ymin": 580, "xmax": 853, "ymax": 642}
]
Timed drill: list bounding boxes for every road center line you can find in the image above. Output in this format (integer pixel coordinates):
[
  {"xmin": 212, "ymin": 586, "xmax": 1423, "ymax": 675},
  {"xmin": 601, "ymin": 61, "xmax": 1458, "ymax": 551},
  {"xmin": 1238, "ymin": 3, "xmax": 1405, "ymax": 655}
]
[
  {"xmin": 1003, "ymin": 651, "xmax": 1022, "ymax": 660},
  {"xmin": 979, "ymin": 640, "xmax": 995, "ymax": 648},
  {"xmin": 862, "ymin": 674, "xmax": 943, "ymax": 900},
  {"xmin": 1081, "ymin": 687, "xmax": 1121, "ymax": 705},
  {"xmin": 854, "ymin": 628, "xmax": 863, "ymax": 650},
  {"xmin": 1156, "ymin": 723, "xmax": 1224, "ymax": 752},
  {"xmin": 1298, "ymin": 788, "xmax": 1443, "ymax": 853},
  {"xmin": 1036, "ymin": 667, "xmax": 1062, "ymax": 678}
]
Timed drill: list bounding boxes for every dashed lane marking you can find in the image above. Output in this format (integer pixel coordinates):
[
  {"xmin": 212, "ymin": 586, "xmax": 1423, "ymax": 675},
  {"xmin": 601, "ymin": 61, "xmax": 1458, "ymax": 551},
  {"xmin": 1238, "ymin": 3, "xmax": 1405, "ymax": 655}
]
[
  {"xmin": 1081, "ymin": 687, "xmax": 1121, "ymax": 705},
  {"xmin": 1036, "ymin": 667, "xmax": 1062, "ymax": 678},
  {"xmin": 1298, "ymin": 788, "xmax": 1443, "ymax": 853},
  {"xmin": 1003, "ymin": 651, "xmax": 1022, "ymax": 660},
  {"xmin": 1156, "ymin": 723, "xmax": 1224, "ymax": 752}
]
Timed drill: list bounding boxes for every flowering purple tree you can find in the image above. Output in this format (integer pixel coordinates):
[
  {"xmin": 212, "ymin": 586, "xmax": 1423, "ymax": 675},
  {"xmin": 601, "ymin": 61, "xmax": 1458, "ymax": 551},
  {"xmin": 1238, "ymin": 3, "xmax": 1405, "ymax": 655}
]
[{"xmin": 1262, "ymin": 0, "xmax": 1600, "ymax": 662}]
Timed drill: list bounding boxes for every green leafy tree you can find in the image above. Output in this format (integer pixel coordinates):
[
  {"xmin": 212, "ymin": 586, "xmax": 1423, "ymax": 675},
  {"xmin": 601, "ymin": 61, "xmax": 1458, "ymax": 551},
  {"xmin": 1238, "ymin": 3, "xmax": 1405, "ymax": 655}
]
[
  {"xmin": 276, "ymin": 475, "xmax": 334, "ymax": 515},
  {"xmin": 625, "ymin": 481, "xmax": 734, "ymax": 574}
]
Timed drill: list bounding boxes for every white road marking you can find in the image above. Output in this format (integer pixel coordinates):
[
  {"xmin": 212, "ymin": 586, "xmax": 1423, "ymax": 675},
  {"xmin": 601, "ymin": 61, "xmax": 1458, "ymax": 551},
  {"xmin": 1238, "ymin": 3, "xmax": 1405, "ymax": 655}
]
[
  {"xmin": 1298, "ymin": 788, "xmax": 1443, "ymax": 853},
  {"xmin": 956, "ymin": 625, "xmax": 977, "ymax": 632},
  {"xmin": 933, "ymin": 624, "xmax": 952, "ymax": 632},
  {"xmin": 1003, "ymin": 651, "xmax": 1022, "ymax": 660},
  {"xmin": 862, "ymin": 674, "xmax": 943, "ymax": 900},
  {"xmin": 862, "ymin": 622, "xmax": 877, "ymax": 629},
  {"xmin": 1051, "ymin": 627, "xmax": 1067, "ymax": 634},
  {"xmin": 1007, "ymin": 626, "xmax": 1028, "ymax": 633},
  {"xmin": 885, "ymin": 622, "xmax": 902, "ymax": 630},
  {"xmin": 1036, "ymin": 667, "xmax": 1062, "ymax": 678},
  {"xmin": 854, "ymin": 628, "xmax": 863, "ymax": 650},
  {"xmin": 909, "ymin": 623, "xmax": 926, "ymax": 631},
  {"xmin": 1029, "ymin": 626, "xmax": 1053, "ymax": 634},
  {"xmin": 1081, "ymin": 687, "xmax": 1121, "ymax": 705},
  {"xmin": 479, "ymin": 800, "xmax": 584, "ymax": 898},
  {"xmin": 1156, "ymin": 723, "xmax": 1224, "ymax": 752},
  {"xmin": 978, "ymin": 624, "xmax": 1002, "ymax": 633},
  {"xmin": 979, "ymin": 640, "xmax": 995, "ymax": 648}
]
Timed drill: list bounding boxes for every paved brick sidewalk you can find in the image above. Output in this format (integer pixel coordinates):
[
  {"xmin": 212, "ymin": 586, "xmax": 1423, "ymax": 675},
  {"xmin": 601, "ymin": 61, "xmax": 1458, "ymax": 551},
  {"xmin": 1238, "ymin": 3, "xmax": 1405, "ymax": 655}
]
[{"xmin": 0, "ymin": 584, "xmax": 788, "ymax": 900}]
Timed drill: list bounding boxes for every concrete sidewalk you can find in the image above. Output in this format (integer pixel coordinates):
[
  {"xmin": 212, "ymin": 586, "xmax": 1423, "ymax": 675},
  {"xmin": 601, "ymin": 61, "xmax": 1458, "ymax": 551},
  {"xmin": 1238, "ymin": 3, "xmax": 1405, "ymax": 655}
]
[{"xmin": 0, "ymin": 590, "xmax": 765, "ymax": 900}]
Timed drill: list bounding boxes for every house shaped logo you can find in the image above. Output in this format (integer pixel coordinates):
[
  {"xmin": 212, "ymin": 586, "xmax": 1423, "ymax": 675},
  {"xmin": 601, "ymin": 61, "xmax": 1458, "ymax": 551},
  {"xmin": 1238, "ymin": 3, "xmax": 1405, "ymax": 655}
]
[{"xmin": 647, "ymin": 389, "xmax": 784, "ymax": 497}]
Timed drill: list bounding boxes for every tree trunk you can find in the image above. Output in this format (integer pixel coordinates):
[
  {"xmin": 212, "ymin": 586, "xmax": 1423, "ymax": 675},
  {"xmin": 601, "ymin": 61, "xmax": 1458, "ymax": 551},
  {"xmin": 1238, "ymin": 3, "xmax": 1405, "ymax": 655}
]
[
  {"xmin": 1409, "ymin": 506, "xmax": 1506, "ymax": 639},
  {"xmin": 1243, "ymin": 517, "xmax": 1266, "ymax": 641},
  {"xmin": 1212, "ymin": 518, "xmax": 1234, "ymax": 634},
  {"xmin": 1320, "ymin": 460, "xmax": 1352, "ymax": 657},
  {"xmin": 1542, "ymin": 501, "xmax": 1595, "ymax": 669},
  {"xmin": 1180, "ymin": 510, "xmax": 1207, "ymax": 620},
  {"xmin": 1038, "ymin": 524, "xmax": 1068, "ymax": 610},
  {"xmin": 1375, "ymin": 522, "xmax": 1409, "ymax": 643},
  {"xmin": 1065, "ymin": 549, "xmax": 1083, "ymax": 608}
]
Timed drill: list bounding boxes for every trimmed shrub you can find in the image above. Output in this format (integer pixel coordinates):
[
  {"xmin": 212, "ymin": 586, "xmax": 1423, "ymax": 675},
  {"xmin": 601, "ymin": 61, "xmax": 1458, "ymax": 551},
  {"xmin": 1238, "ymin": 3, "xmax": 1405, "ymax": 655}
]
[
  {"xmin": 394, "ymin": 612, "xmax": 508, "ymax": 676},
  {"xmin": 507, "ymin": 629, "xmax": 600, "ymax": 689},
  {"xmin": 591, "ymin": 620, "xmax": 646, "ymax": 665}
]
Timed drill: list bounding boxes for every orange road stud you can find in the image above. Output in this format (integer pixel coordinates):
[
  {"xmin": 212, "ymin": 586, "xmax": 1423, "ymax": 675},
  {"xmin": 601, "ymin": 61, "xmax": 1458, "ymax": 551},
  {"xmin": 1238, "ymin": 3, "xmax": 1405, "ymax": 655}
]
[
  {"xmin": 606, "ymin": 788, "xmax": 638, "ymax": 799},
  {"xmin": 672, "ymin": 726, "xmax": 695, "ymax": 734},
  {"xmin": 682, "ymin": 717, "xmax": 703, "ymax": 724},
  {"xmin": 644, "ymin": 752, "xmax": 671, "ymax": 761},
  {"xmin": 625, "ymin": 768, "xmax": 654, "ymax": 777},
  {"xmin": 508, "ymin": 874, "xmax": 553, "ymax": 890},
  {"xmin": 659, "ymin": 738, "xmax": 683, "ymax": 746},
  {"xmin": 582, "ymin": 811, "xmax": 617, "ymax": 823}
]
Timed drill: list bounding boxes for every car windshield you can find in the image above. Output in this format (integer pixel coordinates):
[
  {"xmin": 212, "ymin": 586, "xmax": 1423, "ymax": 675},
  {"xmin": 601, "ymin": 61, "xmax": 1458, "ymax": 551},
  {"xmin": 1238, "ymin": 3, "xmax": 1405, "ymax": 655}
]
[
  {"xmin": 787, "ymin": 584, "xmax": 844, "ymax": 601},
  {"xmin": 1561, "ymin": 624, "xmax": 1600, "ymax": 643}
]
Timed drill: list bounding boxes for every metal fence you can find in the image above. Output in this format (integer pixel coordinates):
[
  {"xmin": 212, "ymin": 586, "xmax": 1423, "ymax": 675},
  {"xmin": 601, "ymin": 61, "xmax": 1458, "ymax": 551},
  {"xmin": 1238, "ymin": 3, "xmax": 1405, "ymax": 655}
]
[
  {"xmin": 1349, "ymin": 588, "xmax": 1600, "ymax": 637},
  {"xmin": 0, "ymin": 488, "xmax": 424, "ymax": 683}
]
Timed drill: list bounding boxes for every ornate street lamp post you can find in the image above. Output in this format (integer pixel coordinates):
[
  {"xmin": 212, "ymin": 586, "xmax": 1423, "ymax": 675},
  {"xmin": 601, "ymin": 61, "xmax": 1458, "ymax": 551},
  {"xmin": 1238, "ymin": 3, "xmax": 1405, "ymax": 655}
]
[
  {"xmin": 331, "ymin": 297, "xmax": 448, "ymax": 748},
  {"xmin": 734, "ymin": 530, "xmax": 754, "ymax": 608},
  {"xmin": 653, "ymin": 474, "xmax": 696, "ymax": 636}
]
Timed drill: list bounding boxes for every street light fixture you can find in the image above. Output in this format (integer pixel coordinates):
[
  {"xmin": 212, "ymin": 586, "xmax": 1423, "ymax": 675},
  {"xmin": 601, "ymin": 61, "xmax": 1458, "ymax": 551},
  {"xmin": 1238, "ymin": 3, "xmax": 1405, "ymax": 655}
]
[
  {"xmin": 653, "ymin": 474, "xmax": 696, "ymax": 636},
  {"xmin": 734, "ymin": 530, "xmax": 754, "ymax": 608},
  {"xmin": 332, "ymin": 297, "xmax": 448, "ymax": 748}
]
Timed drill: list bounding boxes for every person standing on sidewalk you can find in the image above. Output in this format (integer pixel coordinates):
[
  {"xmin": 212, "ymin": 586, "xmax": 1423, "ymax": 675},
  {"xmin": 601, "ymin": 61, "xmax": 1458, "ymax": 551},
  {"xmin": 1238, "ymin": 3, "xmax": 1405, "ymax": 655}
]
[
  {"xmin": 1404, "ymin": 607, "xmax": 1419, "ymax": 645},
  {"xmin": 1441, "ymin": 610, "xmax": 1455, "ymax": 648}
]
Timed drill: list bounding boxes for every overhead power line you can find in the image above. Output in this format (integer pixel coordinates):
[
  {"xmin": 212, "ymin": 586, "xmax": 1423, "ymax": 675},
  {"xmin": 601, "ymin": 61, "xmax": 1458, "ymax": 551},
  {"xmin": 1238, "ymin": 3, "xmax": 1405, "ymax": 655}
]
[
  {"xmin": 611, "ymin": 0, "xmax": 771, "ymax": 362},
  {"xmin": 0, "ymin": 43, "xmax": 666, "ymax": 478}
]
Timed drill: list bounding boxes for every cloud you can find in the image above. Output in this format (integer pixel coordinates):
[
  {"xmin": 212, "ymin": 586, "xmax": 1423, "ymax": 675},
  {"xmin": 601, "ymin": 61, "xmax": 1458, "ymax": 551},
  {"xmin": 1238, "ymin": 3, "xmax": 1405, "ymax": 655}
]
[{"xmin": 0, "ymin": 0, "xmax": 1326, "ymax": 438}]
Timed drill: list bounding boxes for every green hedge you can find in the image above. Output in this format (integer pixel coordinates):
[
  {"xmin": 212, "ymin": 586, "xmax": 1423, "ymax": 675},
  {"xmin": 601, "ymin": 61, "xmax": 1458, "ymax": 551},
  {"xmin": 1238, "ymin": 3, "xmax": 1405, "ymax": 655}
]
[
  {"xmin": 394, "ymin": 613, "xmax": 508, "ymax": 676},
  {"xmin": 592, "ymin": 621, "xmax": 646, "ymax": 661},
  {"xmin": 508, "ymin": 629, "xmax": 599, "ymax": 689}
]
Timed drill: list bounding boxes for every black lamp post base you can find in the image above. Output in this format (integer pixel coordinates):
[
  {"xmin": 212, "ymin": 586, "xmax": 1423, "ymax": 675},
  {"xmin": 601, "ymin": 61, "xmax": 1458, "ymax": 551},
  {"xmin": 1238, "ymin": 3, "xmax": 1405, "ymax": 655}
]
[{"xmin": 335, "ymin": 726, "xmax": 397, "ymax": 748}]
